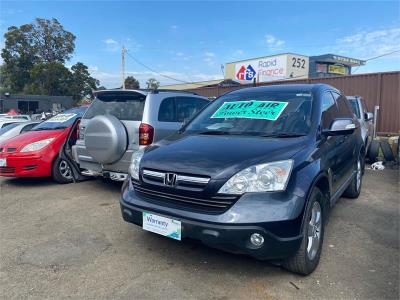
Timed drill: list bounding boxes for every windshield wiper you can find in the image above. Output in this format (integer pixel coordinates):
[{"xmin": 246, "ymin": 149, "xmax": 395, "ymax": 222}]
[
  {"xmin": 260, "ymin": 132, "xmax": 307, "ymax": 138},
  {"xmin": 197, "ymin": 130, "xmax": 243, "ymax": 136}
]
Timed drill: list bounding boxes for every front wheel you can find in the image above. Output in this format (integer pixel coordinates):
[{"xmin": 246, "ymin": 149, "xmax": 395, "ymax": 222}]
[
  {"xmin": 283, "ymin": 187, "xmax": 325, "ymax": 275},
  {"xmin": 343, "ymin": 155, "xmax": 363, "ymax": 199},
  {"xmin": 52, "ymin": 156, "xmax": 73, "ymax": 184}
]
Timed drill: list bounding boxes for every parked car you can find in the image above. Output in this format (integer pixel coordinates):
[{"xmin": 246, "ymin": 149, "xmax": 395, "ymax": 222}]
[
  {"xmin": 0, "ymin": 119, "xmax": 27, "ymax": 129},
  {"xmin": 0, "ymin": 121, "xmax": 41, "ymax": 143},
  {"xmin": 346, "ymin": 96, "xmax": 373, "ymax": 153},
  {"xmin": 73, "ymin": 89, "xmax": 210, "ymax": 181},
  {"xmin": 120, "ymin": 84, "xmax": 364, "ymax": 275},
  {"xmin": 0, "ymin": 114, "xmax": 32, "ymax": 121},
  {"xmin": 0, "ymin": 107, "xmax": 87, "ymax": 183}
]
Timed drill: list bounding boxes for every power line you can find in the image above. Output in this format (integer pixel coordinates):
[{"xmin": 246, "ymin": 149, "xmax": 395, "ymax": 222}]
[
  {"xmin": 125, "ymin": 50, "xmax": 194, "ymax": 84},
  {"xmin": 364, "ymin": 49, "xmax": 400, "ymax": 61},
  {"xmin": 353, "ymin": 49, "xmax": 400, "ymax": 73}
]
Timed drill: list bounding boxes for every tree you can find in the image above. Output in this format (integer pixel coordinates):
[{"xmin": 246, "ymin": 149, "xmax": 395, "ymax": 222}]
[
  {"xmin": 69, "ymin": 62, "xmax": 99, "ymax": 103},
  {"xmin": 0, "ymin": 18, "xmax": 101, "ymax": 102},
  {"xmin": 124, "ymin": 76, "xmax": 140, "ymax": 89},
  {"xmin": 146, "ymin": 78, "xmax": 160, "ymax": 90},
  {"xmin": 1, "ymin": 18, "xmax": 76, "ymax": 92},
  {"xmin": 23, "ymin": 62, "xmax": 72, "ymax": 96}
]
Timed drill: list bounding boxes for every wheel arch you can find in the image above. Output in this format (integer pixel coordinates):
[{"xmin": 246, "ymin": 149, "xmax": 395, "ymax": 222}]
[{"xmin": 299, "ymin": 172, "xmax": 331, "ymax": 233}]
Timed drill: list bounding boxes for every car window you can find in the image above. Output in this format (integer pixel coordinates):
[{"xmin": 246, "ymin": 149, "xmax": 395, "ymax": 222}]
[
  {"xmin": 185, "ymin": 90, "xmax": 313, "ymax": 136},
  {"xmin": 321, "ymin": 92, "xmax": 338, "ymax": 130},
  {"xmin": 176, "ymin": 97, "xmax": 209, "ymax": 122},
  {"xmin": 0, "ymin": 123, "xmax": 19, "ymax": 135},
  {"xmin": 360, "ymin": 98, "xmax": 368, "ymax": 115},
  {"xmin": 31, "ymin": 107, "xmax": 86, "ymax": 131},
  {"xmin": 20, "ymin": 123, "xmax": 37, "ymax": 133},
  {"xmin": 84, "ymin": 92, "xmax": 146, "ymax": 121},
  {"xmin": 1, "ymin": 122, "xmax": 19, "ymax": 128},
  {"xmin": 347, "ymin": 98, "xmax": 361, "ymax": 118},
  {"xmin": 158, "ymin": 97, "xmax": 176, "ymax": 122},
  {"xmin": 332, "ymin": 92, "xmax": 353, "ymax": 118}
]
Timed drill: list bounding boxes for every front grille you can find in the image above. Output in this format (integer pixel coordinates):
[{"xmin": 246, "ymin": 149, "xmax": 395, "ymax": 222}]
[
  {"xmin": 0, "ymin": 166, "xmax": 16, "ymax": 174},
  {"xmin": 23, "ymin": 165, "xmax": 37, "ymax": 171},
  {"xmin": 142, "ymin": 169, "xmax": 210, "ymax": 192},
  {"xmin": 7, "ymin": 148, "xmax": 16, "ymax": 153},
  {"xmin": 133, "ymin": 182, "xmax": 238, "ymax": 213}
]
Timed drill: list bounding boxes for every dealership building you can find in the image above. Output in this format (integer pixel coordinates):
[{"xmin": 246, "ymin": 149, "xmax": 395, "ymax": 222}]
[
  {"xmin": 0, "ymin": 94, "xmax": 73, "ymax": 114},
  {"xmin": 161, "ymin": 53, "xmax": 366, "ymax": 90}
]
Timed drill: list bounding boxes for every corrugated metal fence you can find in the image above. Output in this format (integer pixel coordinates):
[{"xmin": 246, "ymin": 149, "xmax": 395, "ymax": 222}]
[{"xmin": 187, "ymin": 71, "xmax": 399, "ymax": 135}]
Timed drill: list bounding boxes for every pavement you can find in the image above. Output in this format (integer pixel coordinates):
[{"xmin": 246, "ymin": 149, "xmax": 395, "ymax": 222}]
[{"xmin": 0, "ymin": 167, "xmax": 399, "ymax": 299}]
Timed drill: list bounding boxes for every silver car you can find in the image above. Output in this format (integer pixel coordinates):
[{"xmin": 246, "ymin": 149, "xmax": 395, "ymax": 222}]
[
  {"xmin": 346, "ymin": 96, "xmax": 374, "ymax": 152},
  {"xmin": 0, "ymin": 121, "xmax": 40, "ymax": 143},
  {"xmin": 73, "ymin": 89, "xmax": 210, "ymax": 181}
]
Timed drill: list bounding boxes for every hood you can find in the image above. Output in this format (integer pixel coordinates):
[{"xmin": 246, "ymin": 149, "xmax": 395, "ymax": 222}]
[
  {"xmin": 0, "ymin": 129, "xmax": 67, "ymax": 150},
  {"xmin": 141, "ymin": 133, "xmax": 308, "ymax": 179}
]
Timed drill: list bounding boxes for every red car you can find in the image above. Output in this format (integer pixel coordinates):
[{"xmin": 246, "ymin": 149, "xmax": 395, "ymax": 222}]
[{"xmin": 0, "ymin": 107, "xmax": 87, "ymax": 183}]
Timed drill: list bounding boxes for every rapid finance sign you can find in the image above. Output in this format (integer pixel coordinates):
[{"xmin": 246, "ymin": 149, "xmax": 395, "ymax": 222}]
[
  {"xmin": 235, "ymin": 55, "xmax": 287, "ymax": 82},
  {"xmin": 233, "ymin": 54, "xmax": 309, "ymax": 83}
]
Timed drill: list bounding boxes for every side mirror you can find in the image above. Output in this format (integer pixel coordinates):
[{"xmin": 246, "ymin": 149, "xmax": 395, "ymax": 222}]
[
  {"xmin": 323, "ymin": 118, "xmax": 356, "ymax": 136},
  {"xmin": 365, "ymin": 112, "xmax": 373, "ymax": 121}
]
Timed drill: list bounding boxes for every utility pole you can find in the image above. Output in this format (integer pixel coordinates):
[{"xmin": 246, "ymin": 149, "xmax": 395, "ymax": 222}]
[{"xmin": 122, "ymin": 46, "xmax": 125, "ymax": 89}]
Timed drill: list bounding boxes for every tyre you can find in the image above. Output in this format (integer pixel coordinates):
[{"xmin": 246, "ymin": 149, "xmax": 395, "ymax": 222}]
[
  {"xmin": 52, "ymin": 156, "xmax": 74, "ymax": 184},
  {"xmin": 283, "ymin": 187, "xmax": 325, "ymax": 275},
  {"xmin": 367, "ymin": 140, "xmax": 380, "ymax": 163},
  {"xmin": 380, "ymin": 140, "xmax": 395, "ymax": 162},
  {"xmin": 343, "ymin": 155, "xmax": 363, "ymax": 199}
]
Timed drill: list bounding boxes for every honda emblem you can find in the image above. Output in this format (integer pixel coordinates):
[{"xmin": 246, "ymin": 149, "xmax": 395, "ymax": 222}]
[{"xmin": 164, "ymin": 173, "xmax": 177, "ymax": 187}]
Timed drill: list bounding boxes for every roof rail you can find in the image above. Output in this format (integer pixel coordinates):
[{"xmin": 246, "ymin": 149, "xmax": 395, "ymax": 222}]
[{"xmin": 152, "ymin": 89, "xmax": 199, "ymax": 95}]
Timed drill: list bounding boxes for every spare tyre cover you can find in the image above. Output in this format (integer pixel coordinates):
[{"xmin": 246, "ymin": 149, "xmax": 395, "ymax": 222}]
[{"xmin": 85, "ymin": 115, "xmax": 127, "ymax": 164}]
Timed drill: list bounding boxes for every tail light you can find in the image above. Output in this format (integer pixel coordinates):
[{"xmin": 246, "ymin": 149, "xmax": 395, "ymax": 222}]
[{"xmin": 139, "ymin": 123, "xmax": 154, "ymax": 145}]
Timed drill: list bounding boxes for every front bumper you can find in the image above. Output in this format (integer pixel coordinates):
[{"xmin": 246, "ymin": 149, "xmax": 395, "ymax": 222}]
[
  {"xmin": 120, "ymin": 179, "xmax": 305, "ymax": 260},
  {"xmin": 0, "ymin": 153, "xmax": 51, "ymax": 177}
]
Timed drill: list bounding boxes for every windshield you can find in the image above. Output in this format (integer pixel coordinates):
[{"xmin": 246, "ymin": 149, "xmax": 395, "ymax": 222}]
[
  {"xmin": 83, "ymin": 92, "xmax": 146, "ymax": 121},
  {"xmin": 0, "ymin": 123, "xmax": 20, "ymax": 136},
  {"xmin": 184, "ymin": 90, "xmax": 313, "ymax": 136},
  {"xmin": 347, "ymin": 98, "xmax": 361, "ymax": 118},
  {"xmin": 31, "ymin": 107, "xmax": 86, "ymax": 131}
]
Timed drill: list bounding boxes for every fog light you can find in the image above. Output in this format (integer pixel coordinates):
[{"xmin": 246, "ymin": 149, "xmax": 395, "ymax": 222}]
[{"xmin": 250, "ymin": 233, "xmax": 264, "ymax": 247}]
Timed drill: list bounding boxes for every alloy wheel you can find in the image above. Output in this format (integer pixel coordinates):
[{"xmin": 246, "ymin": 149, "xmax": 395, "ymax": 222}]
[
  {"xmin": 59, "ymin": 159, "xmax": 72, "ymax": 180},
  {"xmin": 307, "ymin": 201, "xmax": 322, "ymax": 260},
  {"xmin": 356, "ymin": 159, "xmax": 362, "ymax": 192}
]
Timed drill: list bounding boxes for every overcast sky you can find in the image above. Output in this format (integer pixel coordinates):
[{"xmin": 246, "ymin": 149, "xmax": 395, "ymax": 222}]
[{"xmin": 1, "ymin": 0, "xmax": 399, "ymax": 88}]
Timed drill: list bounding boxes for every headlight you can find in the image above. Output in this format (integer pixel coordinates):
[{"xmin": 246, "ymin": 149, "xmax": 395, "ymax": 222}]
[
  {"xmin": 218, "ymin": 160, "xmax": 293, "ymax": 195},
  {"xmin": 129, "ymin": 148, "xmax": 145, "ymax": 180},
  {"xmin": 20, "ymin": 138, "xmax": 54, "ymax": 152}
]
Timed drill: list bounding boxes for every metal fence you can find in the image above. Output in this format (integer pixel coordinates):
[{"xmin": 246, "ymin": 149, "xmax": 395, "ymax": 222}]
[{"xmin": 187, "ymin": 71, "xmax": 400, "ymax": 135}]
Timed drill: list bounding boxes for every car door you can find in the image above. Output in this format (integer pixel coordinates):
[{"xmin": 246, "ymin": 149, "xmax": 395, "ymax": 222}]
[
  {"xmin": 155, "ymin": 97, "xmax": 181, "ymax": 141},
  {"xmin": 360, "ymin": 98, "xmax": 373, "ymax": 146},
  {"xmin": 319, "ymin": 91, "xmax": 342, "ymax": 193},
  {"xmin": 155, "ymin": 96, "xmax": 210, "ymax": 141},
  {"xmin": 331, "ymin": 92, "xmax": 357, "ymax": 188}
]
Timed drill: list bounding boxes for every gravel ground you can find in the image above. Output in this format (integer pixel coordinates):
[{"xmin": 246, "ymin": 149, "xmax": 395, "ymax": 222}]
[{"xmin": 0, "ymin": 167, "xmax": 399, "ymax": 299}]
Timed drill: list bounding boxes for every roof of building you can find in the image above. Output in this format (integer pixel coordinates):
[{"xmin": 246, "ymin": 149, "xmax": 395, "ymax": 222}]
[
  {"xmin": 159, "ymin": 79, "xmax": 225, "ymax": 90},
  {"xmin": 0, "ymin": 94, "xmax": 73, "ymax": 102},
  {"xmin": 309, "ymin": 54, "xmax": 366, "ymax": 66}
]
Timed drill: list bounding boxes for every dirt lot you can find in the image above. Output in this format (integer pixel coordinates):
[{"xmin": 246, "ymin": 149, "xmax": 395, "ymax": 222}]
[{"xmin": 0, "ymin": 167, "xmax": 399, "ymax": 299}]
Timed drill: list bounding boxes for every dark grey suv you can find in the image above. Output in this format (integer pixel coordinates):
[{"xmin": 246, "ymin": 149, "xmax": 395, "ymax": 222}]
[{"xmin": 120, "ymin": 84, "xmax": 364, "ymax": 275}]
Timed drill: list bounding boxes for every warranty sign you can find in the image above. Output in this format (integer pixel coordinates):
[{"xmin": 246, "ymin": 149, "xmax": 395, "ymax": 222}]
[{"xmin": 211, "ymin": 100, "xmax": 288, "ymax": 121}]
